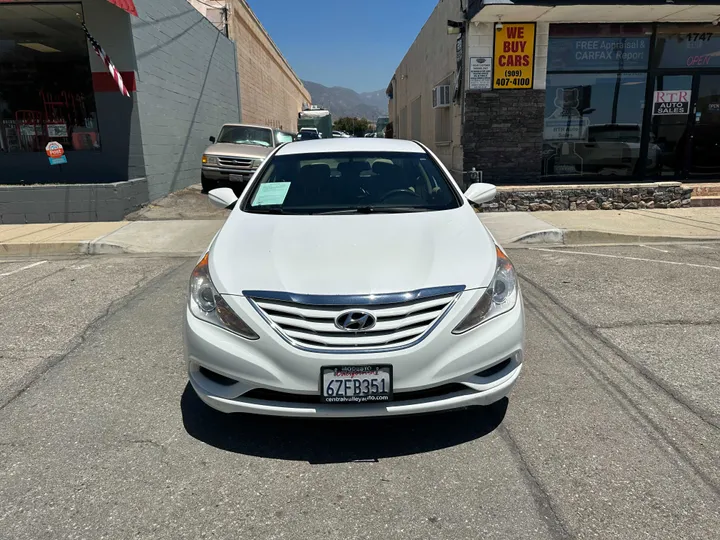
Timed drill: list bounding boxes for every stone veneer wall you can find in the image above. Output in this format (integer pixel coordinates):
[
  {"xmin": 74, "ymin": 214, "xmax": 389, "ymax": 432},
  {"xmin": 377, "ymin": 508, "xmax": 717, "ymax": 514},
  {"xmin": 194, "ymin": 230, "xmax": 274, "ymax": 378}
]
[{"xmin": 477, "ymin": 183, "xmax": 693, "ymax": 212}]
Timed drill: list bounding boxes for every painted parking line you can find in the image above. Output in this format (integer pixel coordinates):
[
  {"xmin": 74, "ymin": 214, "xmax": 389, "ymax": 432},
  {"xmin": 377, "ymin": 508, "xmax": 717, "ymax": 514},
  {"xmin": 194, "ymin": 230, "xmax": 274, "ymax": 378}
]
[
  {"xmin": 528, "ymin": 248, "xmax": 720, "ymax": 271},
  {"xmin": 640, "ymin": 244, "xmax": 670, "ymax": 253},
  {"xmin": 0, "ymin": 260, "xmax": 48, "ymax": 277}
]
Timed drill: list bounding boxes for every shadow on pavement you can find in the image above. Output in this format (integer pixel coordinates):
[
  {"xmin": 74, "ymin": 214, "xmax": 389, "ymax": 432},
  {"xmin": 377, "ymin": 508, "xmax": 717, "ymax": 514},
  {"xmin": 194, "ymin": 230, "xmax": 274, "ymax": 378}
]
[{"xmin": 180, "ymin": 384, "xmax": 508, "ymax": 463}]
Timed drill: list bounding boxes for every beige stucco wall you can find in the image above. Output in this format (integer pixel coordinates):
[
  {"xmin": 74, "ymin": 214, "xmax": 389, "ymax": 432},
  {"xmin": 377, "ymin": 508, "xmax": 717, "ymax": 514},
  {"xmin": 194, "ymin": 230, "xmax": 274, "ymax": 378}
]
[
  {"xmin": 389, "ymin": 0, "xmax": 464, "ymax": 180},
  {"xmin": 189, "ymin": 0, "xmax": 311, "ymax": 132}
]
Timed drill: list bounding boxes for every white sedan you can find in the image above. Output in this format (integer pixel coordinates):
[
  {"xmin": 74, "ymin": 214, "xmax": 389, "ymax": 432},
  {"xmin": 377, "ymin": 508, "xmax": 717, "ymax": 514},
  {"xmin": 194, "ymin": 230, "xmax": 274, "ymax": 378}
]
[{"xmin": 185, "ymin": 138, "xmax": 524, "ymax": 417}]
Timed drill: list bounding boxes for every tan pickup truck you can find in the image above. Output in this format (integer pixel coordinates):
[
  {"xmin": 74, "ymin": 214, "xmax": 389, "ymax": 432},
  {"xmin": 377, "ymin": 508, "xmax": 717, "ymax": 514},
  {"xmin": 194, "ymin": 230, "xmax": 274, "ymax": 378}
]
[{"xmin": 201, "ymin": 124, "xmax": 295, "ymax": 193}]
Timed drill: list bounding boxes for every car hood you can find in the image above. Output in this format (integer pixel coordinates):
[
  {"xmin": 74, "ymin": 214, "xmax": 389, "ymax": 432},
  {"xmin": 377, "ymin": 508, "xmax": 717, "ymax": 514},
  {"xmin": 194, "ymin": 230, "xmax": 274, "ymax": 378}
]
[
  {"xmin": 204, "ymin": 143, "xmax": 272, "ymax": 159},
  {"xmin": 209, "ymin": 207, "xmax": 497, "ymax": 296}
]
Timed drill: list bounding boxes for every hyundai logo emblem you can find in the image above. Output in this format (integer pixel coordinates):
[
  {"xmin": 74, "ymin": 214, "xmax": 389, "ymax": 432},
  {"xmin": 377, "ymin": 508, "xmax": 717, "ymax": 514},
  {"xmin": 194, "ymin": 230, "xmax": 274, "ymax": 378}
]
[{"xmin": 335, "ymin": 310, "xmax": 377, "ymax": 332}]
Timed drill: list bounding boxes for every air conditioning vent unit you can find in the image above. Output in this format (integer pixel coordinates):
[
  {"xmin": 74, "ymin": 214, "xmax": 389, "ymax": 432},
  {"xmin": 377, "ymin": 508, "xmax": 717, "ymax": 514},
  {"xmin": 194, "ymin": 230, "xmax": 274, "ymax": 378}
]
[{"xmin": 433, "ymin": 85, "xmax": 451, "ymax": 108}]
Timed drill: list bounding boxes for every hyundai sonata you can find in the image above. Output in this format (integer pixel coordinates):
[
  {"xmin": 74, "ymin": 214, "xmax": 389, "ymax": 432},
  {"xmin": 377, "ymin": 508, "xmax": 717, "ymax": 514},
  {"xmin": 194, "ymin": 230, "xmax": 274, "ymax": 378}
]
[{"xmin": 184, "ymin": 138, "xmax": 524, "ymax": 417}]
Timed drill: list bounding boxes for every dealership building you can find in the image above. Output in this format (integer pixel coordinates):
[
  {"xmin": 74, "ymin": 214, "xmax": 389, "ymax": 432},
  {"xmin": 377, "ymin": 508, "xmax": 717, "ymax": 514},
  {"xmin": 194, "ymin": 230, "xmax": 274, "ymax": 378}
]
[{"xmin": 388, "ymin": 0, "xmax": 720, "ymax": 207}]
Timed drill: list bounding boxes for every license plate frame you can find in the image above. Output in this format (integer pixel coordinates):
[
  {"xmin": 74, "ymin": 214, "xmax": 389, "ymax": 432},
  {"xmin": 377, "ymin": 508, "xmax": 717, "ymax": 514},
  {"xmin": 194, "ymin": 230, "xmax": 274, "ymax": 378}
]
[
  {"xmin": 320, "ymin": 365, "xmax": 393, "ymax": 404},
  {"xmin": 228, "ymin": 173, "xmax": 247, "ymax": 183}
]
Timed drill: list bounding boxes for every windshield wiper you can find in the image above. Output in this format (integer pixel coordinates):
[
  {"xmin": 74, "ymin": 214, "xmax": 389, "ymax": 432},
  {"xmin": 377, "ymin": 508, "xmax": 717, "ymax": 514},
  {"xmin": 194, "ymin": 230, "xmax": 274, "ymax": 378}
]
[
  {"xmin": 248, "ymin": 206, "xmax": 287, "ymax": 214},
  {"xmin": 315, "ymin": 206, "xmax": 430, "ymax": 215}
]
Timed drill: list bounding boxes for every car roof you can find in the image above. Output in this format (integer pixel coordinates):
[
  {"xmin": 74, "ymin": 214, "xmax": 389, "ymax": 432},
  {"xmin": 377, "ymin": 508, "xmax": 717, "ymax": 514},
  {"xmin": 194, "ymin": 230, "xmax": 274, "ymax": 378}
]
[
  {"xmin": 221, "ymin": 123, "xmax": 273, "ymax": 130},
  {"xmin": 276, "ymin": 138, "xmax": 424, "ymax": 156}
]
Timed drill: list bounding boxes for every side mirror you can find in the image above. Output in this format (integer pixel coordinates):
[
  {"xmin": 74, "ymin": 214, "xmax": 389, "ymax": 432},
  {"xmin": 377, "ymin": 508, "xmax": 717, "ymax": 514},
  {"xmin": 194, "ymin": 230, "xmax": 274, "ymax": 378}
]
[
  {"xmin": 209, "ymin": 136, "xmax": 216, "ymax": 143},
  {"xmin": 464, "ymin": 182, "xmax": 497, "ymax": 205},
  {"xmin": 208, "ymin": 187, "xmax": 238, "ymax": 209}
]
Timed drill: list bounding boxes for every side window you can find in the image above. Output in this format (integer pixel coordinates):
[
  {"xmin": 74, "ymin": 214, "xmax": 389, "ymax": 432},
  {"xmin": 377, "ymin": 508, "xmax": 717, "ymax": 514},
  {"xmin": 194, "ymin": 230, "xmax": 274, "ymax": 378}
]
[{"xmin": 276, "ymin": 131, "xmax": 294, "ymax": 144}]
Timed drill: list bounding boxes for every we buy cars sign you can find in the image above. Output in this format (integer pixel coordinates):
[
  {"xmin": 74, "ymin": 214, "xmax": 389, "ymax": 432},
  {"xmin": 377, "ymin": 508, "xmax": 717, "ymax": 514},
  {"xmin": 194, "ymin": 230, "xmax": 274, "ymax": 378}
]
[{"xmin": 653, "ymin": 90, "xmax": 691, "ymax": 116}]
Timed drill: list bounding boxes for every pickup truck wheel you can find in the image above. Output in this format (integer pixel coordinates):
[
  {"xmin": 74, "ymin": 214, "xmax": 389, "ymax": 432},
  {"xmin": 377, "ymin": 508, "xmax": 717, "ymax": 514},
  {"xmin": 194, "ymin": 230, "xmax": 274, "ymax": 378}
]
[{"xmin": 201, "ymin": 175, "xmax": 217, "ymax": 194}]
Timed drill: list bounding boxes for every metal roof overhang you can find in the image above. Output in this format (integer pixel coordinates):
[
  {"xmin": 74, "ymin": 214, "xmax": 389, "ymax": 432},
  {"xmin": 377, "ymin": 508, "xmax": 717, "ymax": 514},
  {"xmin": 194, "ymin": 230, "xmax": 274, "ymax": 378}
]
[
  {"xmin": 470, "ymin": 1, "xmax": 720, "ymax": 23},
  {"xmin": 0, "ymin": 0, "xmax": 137, "ymax": 16}
]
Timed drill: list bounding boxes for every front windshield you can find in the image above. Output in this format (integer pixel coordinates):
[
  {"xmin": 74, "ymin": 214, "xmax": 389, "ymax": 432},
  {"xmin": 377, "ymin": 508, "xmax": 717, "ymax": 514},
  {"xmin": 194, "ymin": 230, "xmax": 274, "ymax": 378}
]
[
  {"xmin": 243, "ymin": 151, "xmax": 461, "ymax": 214},
  {"xmin": 217, "ymin": 126, "xmax": 274, "ymax": 147}
]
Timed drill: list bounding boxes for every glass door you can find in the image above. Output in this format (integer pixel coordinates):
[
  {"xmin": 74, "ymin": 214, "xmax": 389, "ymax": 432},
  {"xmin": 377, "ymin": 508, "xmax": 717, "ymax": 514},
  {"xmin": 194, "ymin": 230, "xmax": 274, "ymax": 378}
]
[
  {"xmin": 688, "ymin": 74, "xmax": 720, "ymax": 177},
  {"xmin": 647, "ymin": 74, "xmax": 694, "ymax": 178}
]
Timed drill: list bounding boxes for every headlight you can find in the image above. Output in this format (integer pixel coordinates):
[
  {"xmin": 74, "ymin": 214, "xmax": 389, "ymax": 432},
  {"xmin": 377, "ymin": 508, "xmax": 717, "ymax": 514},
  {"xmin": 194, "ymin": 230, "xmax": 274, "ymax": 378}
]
[
  {"xmin": 453, "ymin": 246, "xmax": 518, "ymax": 334},
  {"xmin": 251, "ymin": 158, "xmax": 263, "ymax": 168},
  {"xmin": 202, "ymin": 155, "xmax": 217, "ymax": 165},
  {"xmin": 189, "ymin": 253, "xmax": 259, "ymax": 340}
]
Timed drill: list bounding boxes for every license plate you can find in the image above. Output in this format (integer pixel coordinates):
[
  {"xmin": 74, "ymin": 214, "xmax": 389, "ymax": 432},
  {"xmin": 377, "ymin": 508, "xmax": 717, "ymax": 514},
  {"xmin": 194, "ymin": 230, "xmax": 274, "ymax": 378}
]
[
  {"xmin": 321, "ymin": 365, "xmax": 392, "ymax": 403},
  {"xmin": 229, "ymin": 174, "xmax": 247, "ymax": 182}
]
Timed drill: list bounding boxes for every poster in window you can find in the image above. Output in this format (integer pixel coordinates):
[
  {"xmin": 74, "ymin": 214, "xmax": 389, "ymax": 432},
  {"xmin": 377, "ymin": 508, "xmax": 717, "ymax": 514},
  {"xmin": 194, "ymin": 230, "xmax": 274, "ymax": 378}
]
[
  {"xmin": 548, "ymin": 37, "xmax": 650, "ymax": 72},
  {"xmin": 493, "ymin": 23, "xmax": 535, "ymax": 89},
  {"xmin": 652, "ymin": 90, "xmax": 691, "ymax": 115},
  {"xmin": 469, "ymin": 57, "xmax": 492, "ymax": 90}
]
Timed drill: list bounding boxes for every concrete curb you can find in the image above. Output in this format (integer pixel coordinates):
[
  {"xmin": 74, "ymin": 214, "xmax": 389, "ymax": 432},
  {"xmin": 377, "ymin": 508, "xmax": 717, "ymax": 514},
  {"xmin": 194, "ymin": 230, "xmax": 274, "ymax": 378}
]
[
  {"xmin": 0, "ymin": 242, "xmax": 90, "ymax": 257},
  {"xmin": 0, "ymin": 240, "xmax": 128, "ymax": 257},
  {"xmin": 509, "ymin": 229, "xmax": 720, "ymax": 246},
  {"xmin": 0, "ymin": 240, "xmax": 209, "ymax": 257}
]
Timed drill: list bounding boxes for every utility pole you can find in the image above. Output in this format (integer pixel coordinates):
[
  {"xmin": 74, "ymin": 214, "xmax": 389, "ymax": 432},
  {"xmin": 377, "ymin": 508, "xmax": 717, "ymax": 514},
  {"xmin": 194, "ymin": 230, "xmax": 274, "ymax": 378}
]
[{"xmin": 222, "ymin": 4, "xmax": 229, "ymax": 37}]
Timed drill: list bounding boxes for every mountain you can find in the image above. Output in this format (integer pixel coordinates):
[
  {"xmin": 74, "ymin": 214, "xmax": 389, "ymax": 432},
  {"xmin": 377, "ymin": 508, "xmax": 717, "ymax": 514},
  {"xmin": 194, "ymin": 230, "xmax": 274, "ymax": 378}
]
[
  {"xmin": 302, "ymin": 80, "xmax": 388, "ymax": 120},
  {"xmin": 359, "ymin": 89, "xmax": 390, "ymax": 113}
]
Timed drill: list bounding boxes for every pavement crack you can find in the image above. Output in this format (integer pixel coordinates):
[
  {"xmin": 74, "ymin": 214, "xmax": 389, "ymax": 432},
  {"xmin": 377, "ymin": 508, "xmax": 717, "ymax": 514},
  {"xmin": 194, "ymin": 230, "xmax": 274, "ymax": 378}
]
[
  {"xmin": 499, "ymin": 425, "xmax": 573, "ymax": 540},
  {"xmin": 0, "ymin": 261, "xmax": 188, "ymax": 412},
  {"xmin": 520, "ymin": 280, "xmax": 720, "ymax": 499},
  {"xmin": 0, "ymin": 266, "xmax": 69, "ymax": 302},
  {"xmin": 123, "ymin": 438, "xmax": 167, "ymax": 453},
  {"xmin": 596, "ymin": 319, "xmax": 720, "ymax": 330},
  {"xmin": 518, "ymin": 271, "xmax": 720, "ymax": 432}
]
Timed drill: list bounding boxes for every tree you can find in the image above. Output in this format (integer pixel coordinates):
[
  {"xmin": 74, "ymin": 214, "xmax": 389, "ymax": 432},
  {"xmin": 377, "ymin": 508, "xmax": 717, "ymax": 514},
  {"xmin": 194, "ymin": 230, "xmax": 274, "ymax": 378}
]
[{"xmin": 333, "ymin": 117, "xmax": 371, "ymax": 137}]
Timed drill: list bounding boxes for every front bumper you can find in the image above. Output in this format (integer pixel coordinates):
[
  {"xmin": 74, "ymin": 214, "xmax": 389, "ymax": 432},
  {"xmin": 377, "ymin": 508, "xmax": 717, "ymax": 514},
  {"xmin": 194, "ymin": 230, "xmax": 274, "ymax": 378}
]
[
  {"xmin": 202, "ymin": 165, "xmax": 257, "ymax": 183},
  {"xmin": 184, "ymin": 289, "xmax": 525, "ymax": 417}
]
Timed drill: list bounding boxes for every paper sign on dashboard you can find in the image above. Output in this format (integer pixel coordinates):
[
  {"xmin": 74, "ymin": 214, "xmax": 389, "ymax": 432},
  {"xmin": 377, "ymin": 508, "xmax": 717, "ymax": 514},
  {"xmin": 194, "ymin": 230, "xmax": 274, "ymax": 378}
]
[{"xmin": 252, "ymin": 182, "xmax": 291, "ymax": 206}]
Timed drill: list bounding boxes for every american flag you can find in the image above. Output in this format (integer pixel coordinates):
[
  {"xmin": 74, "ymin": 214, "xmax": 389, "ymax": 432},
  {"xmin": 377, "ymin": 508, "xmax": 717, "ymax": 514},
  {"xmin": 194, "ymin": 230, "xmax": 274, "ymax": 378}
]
[{"xmin": 82, "ymin": 22, "xmax": 131, "ymax": 98}]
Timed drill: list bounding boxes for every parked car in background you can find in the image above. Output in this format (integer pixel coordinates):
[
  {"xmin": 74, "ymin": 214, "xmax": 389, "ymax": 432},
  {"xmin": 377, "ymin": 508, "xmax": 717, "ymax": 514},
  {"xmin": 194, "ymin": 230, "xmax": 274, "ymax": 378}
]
[
  {"xmin": 575, "ymin": 124, "xmax": 661, "ymax": 175},
  {"xmin": 332, "ymin": 131, "xmax": 350, "ymax": 138},
  {"xmin": 185, "ymin": 138, "xmax": 524, "ymax": 417},
  {"xmin": 297, "ymin": 128, "xmax": 321, "ymax": 141},
  {"xmin": 201, "ymin": 124, "xmax": 294, "ymax": 194}
]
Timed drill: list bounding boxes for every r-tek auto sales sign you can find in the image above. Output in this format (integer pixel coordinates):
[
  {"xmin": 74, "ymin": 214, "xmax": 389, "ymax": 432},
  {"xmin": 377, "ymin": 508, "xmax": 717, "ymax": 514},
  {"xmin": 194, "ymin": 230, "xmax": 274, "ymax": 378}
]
[
  {"xmin": 493, "ymin": 23, "xmax": 535, "ymax": 90},
  {"xmin": 653, "ymin": 90, "xmax": 691, "ymax": 116}
]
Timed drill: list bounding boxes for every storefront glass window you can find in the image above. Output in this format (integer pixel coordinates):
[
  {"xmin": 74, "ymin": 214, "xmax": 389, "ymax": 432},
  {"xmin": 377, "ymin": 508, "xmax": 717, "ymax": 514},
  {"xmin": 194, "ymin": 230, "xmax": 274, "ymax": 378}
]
[
  {"xmin": 655, "ymin": 26, "xmax": 720, "ymax": 69},
  {"xmin": 0, "ymin": 3, "xmax": 100, "ymax": 153},
  {"xmin": 542, "ymin": 73, "xmax": 647, "ymax": 178},
  {"xmin": 543, "ymin": 25, "xmax": 651, "ymax": 179}
]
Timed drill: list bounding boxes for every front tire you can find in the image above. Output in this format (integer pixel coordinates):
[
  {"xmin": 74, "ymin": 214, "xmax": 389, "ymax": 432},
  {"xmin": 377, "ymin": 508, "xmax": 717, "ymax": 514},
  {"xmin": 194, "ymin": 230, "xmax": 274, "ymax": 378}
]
[{"xmin": 201, "ymin": 174, "xmax": 217, "ymax": 194}]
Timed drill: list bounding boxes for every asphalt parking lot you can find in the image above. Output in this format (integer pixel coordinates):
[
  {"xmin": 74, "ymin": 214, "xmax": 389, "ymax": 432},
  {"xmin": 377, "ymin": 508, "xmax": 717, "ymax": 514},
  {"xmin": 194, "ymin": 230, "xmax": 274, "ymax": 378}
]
[{"xmin": 1, "ymin": 244, "xmax": 718, "ymax": 539}]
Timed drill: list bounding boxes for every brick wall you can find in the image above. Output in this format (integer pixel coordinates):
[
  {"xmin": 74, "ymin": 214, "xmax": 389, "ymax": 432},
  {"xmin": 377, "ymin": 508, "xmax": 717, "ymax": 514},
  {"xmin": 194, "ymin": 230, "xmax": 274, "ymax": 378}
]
[
  {"xmin": 463, "ymin": 89, "xmax": 545, "ymax": 185},
  {"xmin": 229, "ymin": 0, "xmax": 311, "ymax": 131},
  {"xmin": 131, "ymin": 0, "xmax": 240, "ymax": 201}
]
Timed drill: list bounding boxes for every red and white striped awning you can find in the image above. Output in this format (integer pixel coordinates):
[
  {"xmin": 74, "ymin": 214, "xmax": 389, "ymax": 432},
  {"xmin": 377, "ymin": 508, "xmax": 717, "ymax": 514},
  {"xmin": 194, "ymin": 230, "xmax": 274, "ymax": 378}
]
[
  {"xmin": 105, "ymin": 0, "xmax": 137, "ymax": 16},
  {"xmin": 0, "ymin": 0, "xmax": 137, "ymax": 17}
]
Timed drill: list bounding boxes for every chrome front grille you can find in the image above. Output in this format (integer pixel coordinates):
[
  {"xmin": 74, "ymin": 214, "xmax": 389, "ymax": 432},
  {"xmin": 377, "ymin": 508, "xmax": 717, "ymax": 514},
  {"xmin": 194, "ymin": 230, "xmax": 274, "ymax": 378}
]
[
  {"xmin": 217, "ymin": 156, "xmax": 253, "ymax": 169},
  {"xmin": 246, "ymin": 287, "xmax": 462, "ymax": 352}
]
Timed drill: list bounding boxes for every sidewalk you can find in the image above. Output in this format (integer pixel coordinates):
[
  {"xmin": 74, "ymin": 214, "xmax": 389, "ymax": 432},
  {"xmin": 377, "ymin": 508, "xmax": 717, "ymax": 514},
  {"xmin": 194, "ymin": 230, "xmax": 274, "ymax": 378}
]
[
  {"xmin": 1, "ymin": 208, "xmax": 719, "ymax": 257},
  {"xmin": 479, "ymin": 207, "xmax": 720, "ymax": 246},
  {"xmin": 0, "ymin": 221, "xmax": 223, "ymax": 257}
]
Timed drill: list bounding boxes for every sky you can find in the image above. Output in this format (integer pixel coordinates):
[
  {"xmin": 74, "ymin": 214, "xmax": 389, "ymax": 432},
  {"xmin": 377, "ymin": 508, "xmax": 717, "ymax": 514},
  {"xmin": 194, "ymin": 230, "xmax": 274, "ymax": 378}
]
[{"xmin": 246, "ymin": 0, "xmax": 439, "ymax": 93}]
